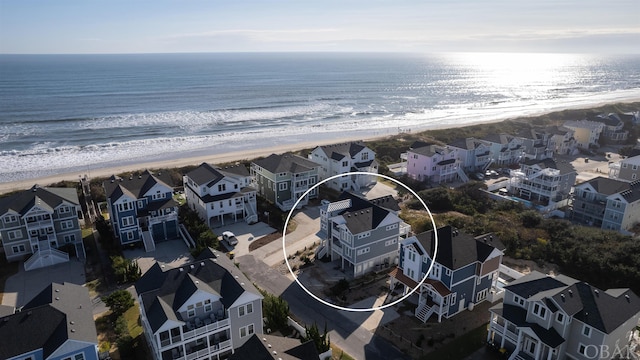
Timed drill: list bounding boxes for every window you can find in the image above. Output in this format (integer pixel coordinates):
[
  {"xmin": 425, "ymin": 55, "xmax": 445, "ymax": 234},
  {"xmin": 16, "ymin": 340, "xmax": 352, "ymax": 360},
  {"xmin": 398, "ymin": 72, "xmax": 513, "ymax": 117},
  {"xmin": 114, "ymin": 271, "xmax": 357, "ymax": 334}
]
[
  {"xmin": 556, "ymin": 313, "xmax": 564, "ymax": 323},
  {"xmin": 386, "ymin": 224, "xmax": 398, "ymax": 231},
  {"xmin": 513, "ymin": 295, "xmax": 525, "ymax": 306},
  {"xmin": 357, "ymin": 231, "xmax": 370, "ymax": 239},
  {"xmin": 578, "ymin": 343, "xmax": 590, "ymax": 356},
  {"xmin": 582, "ymin": 324, "xmax": 591, "ymax": 337},
  {"xmin": 62, "ymin": 353, "xmax": 85, "ymax": 360},
  {"xmin": 239, "ymin": 324, "xmax": 255, "ymax": 338},
  {"xmin": 64, "ymin": 234, "xmax": 76, "ymax": 243},
  {"xmin": 633, "ymin": 165, "xmax": 638, "ymax": 170},
  {"xmin": 218, "ymin": 183, "xmax": 227, "ymax": 192},
  {"xmin": 450, "ymin": 293, "xmax": 457, "ymax": 305},
  {"xmin": 61, "ymin": 220, "xmax": 75, "ymax": 230},
  {"xmin": 152, "ymin": 190, "xmax": 164, "ymax": 200},
  {"xmin": 278, "ymin": 182, "xmax": 288, "ymax": 191},
  {"xmin": 117, "ymin": 201, "xmax": 134, "ymax": 212},
  {"xmin": 309, "ymin": 177, "xmax": 315, "ymax": 185},
  {"xmin": 342, "ymin": 161, "xmax": 349, "ymax": 167},
  {"xmin": 3, "ymin": 214, "xmax": 18, "ymax": 223},
  {"xmin": 444, "ymin": 268, "xmax": 452, "ymax": 276},
  {"xmin": 362, "ymin": 152, "xmax": 369, "ymax": 160},
  {"xmin": 58, "ymin": 206, "xmax": 70, "ymax": 214},
  {"xmin": 122, "ymin": 216, "xmax": 134, "ymax": 227},
  {"xmin": 356, "ymin": 247, "xmax": 370, "ymax": 255},
  {"xmin": 238, "ymin": 303, "xmax": 253, "ymax": 317},
  {"xmin": 12, "ymin": 244, "xmax": 26, "ymax": 253},
  {"xmin": 137, "ymin": 200, "xmax": 144, "ymax": 209},
  {"xmin": 127, "ymin": 231, "xmax": 135, "ymax": 240},
  {"xmin": 385, "ymin": 239, "xmax": 397, "ymax": 246},
  {"xmin": 633, "ymin": 173, "xmax": 637, "ymax": 180},
  {"xmin": 408, "ymin": 250, "xmax": 416, "ymax": 262},
  {"xmin": 187, "ymin": 305, "xmax": 195, "ymax": 318},
  {"xmin": 8, "ymin": 230, "xmax": 21, "ymax": 240},
  {"xmin": 533, "ymin": 303, "xmax": 547, "ymax": 319}
]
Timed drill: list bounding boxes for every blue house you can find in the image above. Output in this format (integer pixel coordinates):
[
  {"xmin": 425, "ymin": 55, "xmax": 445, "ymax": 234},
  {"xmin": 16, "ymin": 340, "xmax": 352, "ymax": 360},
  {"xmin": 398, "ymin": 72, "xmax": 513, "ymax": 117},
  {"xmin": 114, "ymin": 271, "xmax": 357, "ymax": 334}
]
[
  {"xmin": 389, "ymin": 225, "xmax": 505, "ymax": 322},
  {"xmin": 0, "ymin": 282, "xmax": 98, "ymax": 360},
  {"xmin": 104, "ymin": 170, "xmax": 179, "ymax": 251}
]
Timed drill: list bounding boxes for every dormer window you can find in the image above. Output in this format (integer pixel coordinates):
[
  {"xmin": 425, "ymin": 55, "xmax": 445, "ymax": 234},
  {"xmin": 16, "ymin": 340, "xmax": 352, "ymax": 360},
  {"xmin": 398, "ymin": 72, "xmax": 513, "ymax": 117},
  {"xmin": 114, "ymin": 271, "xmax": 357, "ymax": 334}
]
[
  {"xmin": 152, "ymin": 190, "xmax": 164, "ymax": 200},
  {"xmin": 556, "ymin": 313, "xmax": 565, "ymax": 323},
  {"xmin": 58, "ymin": 206, "xmax": 70, "ymax": 214},
  {"xmin": 187, "ymin": 305, "xmax": 195, "ymax": 318},
  {"xmin": 533, "ymin": 303, "xmax": 547, "ymax": 319},
  {"xmin": 582, "ymin": 324, "xmax": 592, "ymax": 338},
  {"xmin": 3, "ymin": 214, "xmax": 17, "ymax": 223}
]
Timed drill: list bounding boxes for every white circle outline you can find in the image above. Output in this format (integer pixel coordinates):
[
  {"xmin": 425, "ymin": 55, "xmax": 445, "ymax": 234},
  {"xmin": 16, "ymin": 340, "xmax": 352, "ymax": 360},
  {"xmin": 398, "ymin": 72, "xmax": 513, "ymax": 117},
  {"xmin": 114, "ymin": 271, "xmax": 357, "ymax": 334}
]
[{"xmin": 282, "ymin": 171, "xmax": 438, "ymax": 312}]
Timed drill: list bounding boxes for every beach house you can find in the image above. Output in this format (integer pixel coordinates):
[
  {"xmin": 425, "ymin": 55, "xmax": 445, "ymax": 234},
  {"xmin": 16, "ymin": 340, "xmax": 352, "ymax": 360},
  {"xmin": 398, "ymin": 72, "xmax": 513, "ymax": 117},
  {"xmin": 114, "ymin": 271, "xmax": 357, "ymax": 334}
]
[
  {"xmin": 135, "ymin": 248, "xmax": 263, "ymax": 360},
  {"xmin": 563, "ymin": 120, "xmax": 604, "ymax": 150},
  {"xmin": 508, "ymin": 159, "xmax": 576, "ymax": 207},
  {"xmin": 183, "ymin": 163, "xmax": 258, "ymax": 228},
  {"xmin": 592, "ymin": 113, "xmax": 629, "ymax": 144},
  {"xmin": 609, "ymin": 154, "xmax": 640, "ymax": 182},
  {"xmin": 104, "ymin": 170, "xmax": 179, "ymax": 251},
  {"xmin": 405, "ymin": 144, "xmax": 464, "ymax": 184},
  {"xmin": 0, "ymin": 282, "xmax": 98, "ymax": 360},
  {"xmin": 487, "ymin": 271, "xmax": 640, "ymax": 360},
  {"xmin": 389, "ymin": 226, "xmax": 504, "ymax": 323},
  {"xmin": 250, "ymin": 153, "xmax": 320, "ymax": 211},
  {"xmin": 308, "ymin": 141, "xmax": 378, "ymax": 191},
  {"xmin": 230, "ymin": 334, "xmax": 320, "ymax": 360},
  {"xmin": 447, "ymin": 138, "xmax": 493, "ymax": 172},
  {"xmin": 480, "ymin": 134, "xmax": 525, "ymax": 167},
  {"xmin": 0, "ymin": 185, "xmax": 84, "ymax": 271},
  {"xmin": 318, "ymin": 192, "xmax": 410, "ymax": 277},
  {"xmin": 517, "ymin": 129, "xmax": 555, "ymax": 161}
]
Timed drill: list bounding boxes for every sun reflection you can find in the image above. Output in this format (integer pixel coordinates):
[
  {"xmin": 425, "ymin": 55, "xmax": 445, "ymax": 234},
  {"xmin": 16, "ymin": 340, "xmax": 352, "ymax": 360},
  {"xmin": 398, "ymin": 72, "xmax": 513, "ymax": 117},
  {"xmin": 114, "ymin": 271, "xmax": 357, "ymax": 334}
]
[{"xmin": 437, "ymin": 52, "xmax": 590, "ymax": 98}]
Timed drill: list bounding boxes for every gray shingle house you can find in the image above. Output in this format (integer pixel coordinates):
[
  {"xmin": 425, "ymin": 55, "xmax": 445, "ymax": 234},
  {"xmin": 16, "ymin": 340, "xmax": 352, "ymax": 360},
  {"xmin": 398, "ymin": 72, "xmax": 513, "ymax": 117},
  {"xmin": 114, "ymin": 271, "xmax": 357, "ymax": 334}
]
[
  {"xmin": 0, "ymin": 185, "xmax": 84, "ymax": 271},
  {"xmin": 488, "ymin": 271, "xmax": 640, "ymax": 360},
  {"xmin": 135, "ymin": 248, "xmax": 263, "ymax": 360},
  {"xmin": 318, "ymin": 192, "xmax": 410, "ymax": 277},
  {"xmin": 0, "ymin": 282, "xmax": 98, "ymax": 360},
  {"xmin": 250, "ymin": 153, "xmax": 320, "ymax": 211},
  {"xmin": 308, "ymin": 141, "xmax": 378, "ymax": 192},
  {"xmin": 229, "ymin": 334, "xmax": 320, "ymax": 360}
]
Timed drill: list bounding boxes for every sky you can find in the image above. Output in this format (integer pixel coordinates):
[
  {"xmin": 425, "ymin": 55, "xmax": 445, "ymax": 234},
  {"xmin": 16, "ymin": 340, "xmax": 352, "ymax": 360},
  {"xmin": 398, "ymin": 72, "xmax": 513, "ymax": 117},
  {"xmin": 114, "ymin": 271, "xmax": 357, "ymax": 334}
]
[{"xmin": 0, "ymin": 0, "xmax": 639, "ymax": 54}]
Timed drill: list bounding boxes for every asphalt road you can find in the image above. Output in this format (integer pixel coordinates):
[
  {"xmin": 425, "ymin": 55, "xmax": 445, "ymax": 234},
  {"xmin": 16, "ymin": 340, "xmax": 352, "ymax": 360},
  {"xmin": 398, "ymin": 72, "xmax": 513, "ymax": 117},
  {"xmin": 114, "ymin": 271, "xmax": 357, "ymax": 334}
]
[{"xmin": 236, "ymin": 254, "xmax": 409, "ymax": 360}]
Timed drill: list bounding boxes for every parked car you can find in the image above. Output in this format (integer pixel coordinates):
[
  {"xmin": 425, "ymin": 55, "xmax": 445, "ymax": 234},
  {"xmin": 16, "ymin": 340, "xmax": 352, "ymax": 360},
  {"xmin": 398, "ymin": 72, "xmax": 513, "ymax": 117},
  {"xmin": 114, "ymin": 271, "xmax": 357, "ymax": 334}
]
[
  {"xmin": 473, "ymin": 173, "xmax": 485, "ymax": 180},
  {"xmin": 222, "ymin": 231, "xmax": 238, "ymax": 246}
]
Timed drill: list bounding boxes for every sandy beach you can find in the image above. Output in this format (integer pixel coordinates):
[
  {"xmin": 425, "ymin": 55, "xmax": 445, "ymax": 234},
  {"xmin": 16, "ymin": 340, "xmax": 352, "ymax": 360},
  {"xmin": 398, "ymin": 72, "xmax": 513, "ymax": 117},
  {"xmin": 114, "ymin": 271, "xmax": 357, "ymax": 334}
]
[{"xmin": 1, "ymin": 98, "xmax": 638, "ymax": 195}]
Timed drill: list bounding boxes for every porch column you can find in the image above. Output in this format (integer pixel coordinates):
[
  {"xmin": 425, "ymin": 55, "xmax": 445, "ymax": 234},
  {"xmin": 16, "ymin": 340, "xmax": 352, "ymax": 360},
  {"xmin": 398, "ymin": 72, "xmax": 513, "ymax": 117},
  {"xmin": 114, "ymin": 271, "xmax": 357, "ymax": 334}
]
[
  {"xmin": 438, "ymin": 302, "xmax": 443, "ymax": 322},
  {"xmin": 515, "ymin": 326, "xmax": 523, "ymax": 351},
  {"xmin": 500, "ymin": 319, "xmax": 506, "ymax": 348},
  {"xmin": 547, "ymin": 346, "xmax": 553, "ymax": 360}
]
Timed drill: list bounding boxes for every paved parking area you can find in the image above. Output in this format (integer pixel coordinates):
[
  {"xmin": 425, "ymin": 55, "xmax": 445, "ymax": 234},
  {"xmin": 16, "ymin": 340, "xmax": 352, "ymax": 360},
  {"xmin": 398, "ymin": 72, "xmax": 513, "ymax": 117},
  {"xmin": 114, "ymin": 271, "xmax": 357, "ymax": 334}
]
[
  {"xmin": 362, "ymin": 181, "xmax": 398, "ymax": 200},
  {"xmin": 2, "ymin": 260, "xmax": 86, "ymax": 307},
  {"xmin": 216, "ymin": 221, "xmax": 276, "ymax": 257},
  {"xmin": 123, "ymin": 240, "xmax": 193, "ymax": 274}
]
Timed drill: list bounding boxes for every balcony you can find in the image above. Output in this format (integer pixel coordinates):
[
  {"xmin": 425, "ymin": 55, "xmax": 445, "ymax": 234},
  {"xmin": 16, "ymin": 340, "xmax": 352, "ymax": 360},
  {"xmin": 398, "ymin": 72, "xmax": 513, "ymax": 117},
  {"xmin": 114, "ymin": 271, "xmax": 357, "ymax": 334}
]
[
  {"xmin": 149, "ymin": 211, "xmax": 178, "ymax": 225},
  {"xmin": 182, "ymin": 317, "xmax": 230, "ymax": 342},
  {"xmin": 399, "ymin": 223, "xmax": 411, "ymax": 236},
  {"xmin": 26, "ymin": 219, "xmax": 54, "ymax": 229}
]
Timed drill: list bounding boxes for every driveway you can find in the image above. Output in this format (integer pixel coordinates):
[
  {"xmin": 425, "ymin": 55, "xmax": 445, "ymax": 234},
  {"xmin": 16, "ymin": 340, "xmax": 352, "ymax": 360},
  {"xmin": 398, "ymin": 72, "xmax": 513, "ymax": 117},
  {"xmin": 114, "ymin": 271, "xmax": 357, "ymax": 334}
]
[
  {"xmin": 362, "ymin": 181, "xmax": 399, "ymax": 200},
  {"xmin": 2, "ymin": 259, "xmax": 86, "ymax": 307},
  {"xmin": 216, "ymin": 221, "xmax": 276, "ymax": 257},
  {"xmin": 123, "ymin": 240, "xmax": 193, "ymax": 274}
]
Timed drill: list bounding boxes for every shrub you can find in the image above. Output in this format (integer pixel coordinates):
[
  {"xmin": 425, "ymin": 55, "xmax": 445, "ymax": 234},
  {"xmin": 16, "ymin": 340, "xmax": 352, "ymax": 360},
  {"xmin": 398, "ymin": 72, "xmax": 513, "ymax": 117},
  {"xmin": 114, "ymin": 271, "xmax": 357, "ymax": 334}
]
[{"xmin": 102, "ymin": 290, "xmax": 135, "ymax": 316}]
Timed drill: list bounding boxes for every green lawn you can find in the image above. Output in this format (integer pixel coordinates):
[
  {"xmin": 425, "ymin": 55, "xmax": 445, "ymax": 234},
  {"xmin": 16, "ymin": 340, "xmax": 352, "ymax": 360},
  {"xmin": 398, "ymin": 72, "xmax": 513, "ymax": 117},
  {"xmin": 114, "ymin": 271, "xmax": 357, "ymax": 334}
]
[
  {"xmin": 421, "ymin": 323, "xmax": 488, "ymax": 360},
  {"xmin": 124, "ymin": 304, "xmax": 143, "ymax": 338}
]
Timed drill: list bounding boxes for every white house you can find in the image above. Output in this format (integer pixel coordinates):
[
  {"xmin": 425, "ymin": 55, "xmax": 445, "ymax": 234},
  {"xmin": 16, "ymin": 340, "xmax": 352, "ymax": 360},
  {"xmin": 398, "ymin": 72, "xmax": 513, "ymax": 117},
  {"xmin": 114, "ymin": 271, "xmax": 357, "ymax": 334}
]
[
  {"xmin": 308, "ymin": 142, "xmax": 378, "ymax": 191},
  {"xmin": 183, "ymin": 163, "xmax": 258, "ymax": 228}
]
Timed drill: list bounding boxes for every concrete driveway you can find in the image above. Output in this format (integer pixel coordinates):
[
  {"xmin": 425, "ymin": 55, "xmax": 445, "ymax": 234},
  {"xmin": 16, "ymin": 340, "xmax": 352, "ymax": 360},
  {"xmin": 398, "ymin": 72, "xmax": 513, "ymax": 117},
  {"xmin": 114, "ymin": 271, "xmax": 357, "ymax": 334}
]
[
  {"xmin": 123, "ymin": 240, "xmax": 193, "ymax": 274},
  {"xmin": 216, "ymin": 221, "xmax": 276, "ymax": 257},
  {"xmin": 2, "ymin": 259, "xmax": 86, "ymax": 307},
  {"xmin": 362, "ymin": 181, "xmax": 399, "ymax": 200}
]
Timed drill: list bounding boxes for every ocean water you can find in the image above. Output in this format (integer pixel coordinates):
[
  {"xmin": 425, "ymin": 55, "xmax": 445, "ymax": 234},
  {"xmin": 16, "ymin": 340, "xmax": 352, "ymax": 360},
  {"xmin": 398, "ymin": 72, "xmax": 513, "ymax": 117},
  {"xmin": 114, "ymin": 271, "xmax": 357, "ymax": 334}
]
[{"xmin": 0, "ymin": 52, "xmax": 639, "ymax": 182}]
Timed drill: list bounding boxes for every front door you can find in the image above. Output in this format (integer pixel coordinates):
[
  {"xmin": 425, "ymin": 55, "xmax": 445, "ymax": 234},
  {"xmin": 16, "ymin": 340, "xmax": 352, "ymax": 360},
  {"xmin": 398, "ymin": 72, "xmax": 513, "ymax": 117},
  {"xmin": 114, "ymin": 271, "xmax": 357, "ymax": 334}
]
[
  {"xmin": 458, "ymin": 296, "xmax": 465, "ymax": 313},
  {"xmin": 524, "ymin": 337, "xmax": 536, "ymax": 356}
]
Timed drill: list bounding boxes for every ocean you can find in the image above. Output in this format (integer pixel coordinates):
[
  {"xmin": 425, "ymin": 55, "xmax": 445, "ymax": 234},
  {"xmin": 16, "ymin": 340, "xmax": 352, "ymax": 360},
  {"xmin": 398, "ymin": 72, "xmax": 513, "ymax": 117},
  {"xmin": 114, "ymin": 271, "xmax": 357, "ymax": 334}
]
[{"xmin": 1, "ymin": 52, "xmax": 639, "ymax": 183}]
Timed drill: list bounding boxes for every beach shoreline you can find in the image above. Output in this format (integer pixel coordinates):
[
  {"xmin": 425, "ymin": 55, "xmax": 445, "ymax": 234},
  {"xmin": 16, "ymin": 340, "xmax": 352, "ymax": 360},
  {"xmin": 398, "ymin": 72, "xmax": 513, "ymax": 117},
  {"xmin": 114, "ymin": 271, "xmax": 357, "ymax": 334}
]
[{"xmin": 1, "ymin": 98, "xmax": 638, "ymax": 195}]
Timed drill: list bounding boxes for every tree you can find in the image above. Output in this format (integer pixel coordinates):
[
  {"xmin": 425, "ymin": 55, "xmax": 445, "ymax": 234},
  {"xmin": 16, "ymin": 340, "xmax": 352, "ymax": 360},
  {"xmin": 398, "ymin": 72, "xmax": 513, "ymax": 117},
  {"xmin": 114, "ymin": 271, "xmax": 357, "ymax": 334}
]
[
  {"xmin": 103, "ymin": 290, "xmax": 135, "ymax": 316},
  {"xmin": 302, "ymin": 322, "xmax": 330, "ymax": 353},
  {"xmin": 111, "ymin": 256, "xmax": 142, "ymax": 284},
  {"xmin": 262, "ymin": 294, "xmax": 290, "ymax": 333}
]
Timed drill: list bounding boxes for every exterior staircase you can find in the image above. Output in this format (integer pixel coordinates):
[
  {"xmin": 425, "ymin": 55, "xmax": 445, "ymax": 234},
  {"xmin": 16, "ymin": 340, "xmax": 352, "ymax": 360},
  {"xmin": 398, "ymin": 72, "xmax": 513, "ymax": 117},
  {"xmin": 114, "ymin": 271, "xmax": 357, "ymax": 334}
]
[
  {"xmin": 179, "ymin": 224, "xmax": 196, "ymax": 248},
  {"xmin": 142, "ymin": 230, "xmax": 156, "ymax": 252},
  {"xmin": 244, "ymin": 202, "xmax": 258, "ymax": 224},
  {"xmin": 415, "ymin": 303, "xmax": 435, "ymax": 323},
  {"xmin": 457, "ymin": 167, "xmax": 469, "ymax": 182},
  {"xmin": 315, "ymin": 243, "xmax": 328, "ymax": 260},
  {"xmin": 24, "ymin": 245, "xmax": 70, "ymax": 271}
]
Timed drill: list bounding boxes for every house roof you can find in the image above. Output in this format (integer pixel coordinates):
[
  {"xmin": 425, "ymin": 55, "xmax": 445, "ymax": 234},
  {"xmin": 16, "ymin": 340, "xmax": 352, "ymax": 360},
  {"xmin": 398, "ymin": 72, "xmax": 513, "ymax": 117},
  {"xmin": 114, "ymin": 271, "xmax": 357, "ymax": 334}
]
[
  {"xmin": 410, "ymin": 144, "xmax": 452, "ymax": 157},
  {"xmin": 412, "ymin": 226, "xmax": 504, "ymax": 270},
  {"xmin": 619, "ymin": 180, "xmax": 640, "ymax": 203},
  {"xmin": 135, "ymin": 249, "xmax": 261, "ymax": 333},
  {"xmin": 448, "ymin": 138, "xmax": 490, "ymax": 151},
  {"xmin": 230, "ymin": 334, "xmax": 320, "ymax": 360},
  {"xmin": 521, "ymin": 158, "xmax": 576, "ymax": 175},
  {"xmin": 0, "ymin": 185, "xmax": 79, "ymax": 217},
  {"xmin": 368, "ymin": 195, "xmax": 400, "ymax": 212},
  {"xmin": 104, "ymin": 170, "xmax": 174, "ymax": 201},
  {"xmin": 185, "ymin": 163, "xmax": 225, "ymax": 187},
  {"xmin": 0, "ymin": 282, "xmax": 97, "ymax": 360},
  {"xmin": 489, "ymin": 303, "xmax": 565, "ymax": 347},
  {"xmin": 481, "ymin": 133, "xmax": 515, "ymax": 145},
  {"xmin": 578, "ymin": 176, "xmax": 631, "ymax": 195},
  {"xmin": 253, "ymin": 153, "xmax": 319, "ymax": 174},
  {"xmin": 506, "ymin": 272, "xmax": 640, "ymax": 334},
  {"xmin": 335, "ymin": 192, "xmax": 395, "ymax": 234},
  {"xmin": 318, "ymin": 142, "xmax": 367, "ymax": 159},
  {"xmin": 592, "ymin": 114, "xmax": 623, "ymax": 127}
]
